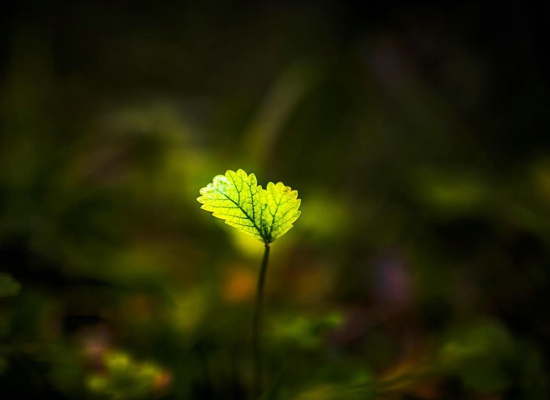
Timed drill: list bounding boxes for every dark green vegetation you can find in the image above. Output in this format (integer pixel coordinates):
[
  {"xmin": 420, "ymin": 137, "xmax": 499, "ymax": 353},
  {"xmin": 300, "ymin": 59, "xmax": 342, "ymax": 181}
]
[{"xmin": 1, "ymin": 1, "xmax": 549, "ymax": 399}]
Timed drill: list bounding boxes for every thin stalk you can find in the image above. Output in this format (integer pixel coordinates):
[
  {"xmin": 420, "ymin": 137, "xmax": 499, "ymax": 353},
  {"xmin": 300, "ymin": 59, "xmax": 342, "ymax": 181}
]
[{"xmin": 252, "ymin": 243, "xmax": 270, "ymax": 399}]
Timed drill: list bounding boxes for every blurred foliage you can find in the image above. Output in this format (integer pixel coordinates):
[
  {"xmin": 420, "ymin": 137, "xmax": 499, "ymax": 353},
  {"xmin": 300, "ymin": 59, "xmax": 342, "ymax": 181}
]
[
  {"xmin": 0, "ymin": 273, "xmax": 21, "ymax": 297},
  {"xmin": 1, "ymin": 0, "xmax": 549, "ymax": 399},
  {"xmin": 293, "ymin": 382, "xmax": 376, "ymax": 400},
  {"xmin": 86, "ymin": 351, "xmax": 169, "ymax": 400},
  {"xmin": 438, "ymin": 320, "xmax": 516, "ymax": 392},
  {"xmin": 268, "ymin": 312, "xmax": 341, "ymax": 350}
]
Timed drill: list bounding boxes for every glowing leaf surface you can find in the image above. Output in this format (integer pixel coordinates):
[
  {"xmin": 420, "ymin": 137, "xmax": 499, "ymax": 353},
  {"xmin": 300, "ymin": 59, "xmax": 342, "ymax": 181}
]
[{"xmin": 197, "ymin": 169, "xmax": 301, "ymax": 244}]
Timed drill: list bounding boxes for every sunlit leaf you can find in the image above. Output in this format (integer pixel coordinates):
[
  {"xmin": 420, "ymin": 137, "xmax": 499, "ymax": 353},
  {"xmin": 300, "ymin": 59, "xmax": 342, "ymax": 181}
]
[{"xmin": 197, "ymin": 169, "xmax": 301, "ymax": 244}]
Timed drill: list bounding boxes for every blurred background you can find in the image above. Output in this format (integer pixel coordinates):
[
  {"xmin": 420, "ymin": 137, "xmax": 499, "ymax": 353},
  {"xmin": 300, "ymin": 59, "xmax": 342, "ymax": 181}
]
[{"xmin": 1, "ymin": 0, "xmax": 549, "ymax": 398}]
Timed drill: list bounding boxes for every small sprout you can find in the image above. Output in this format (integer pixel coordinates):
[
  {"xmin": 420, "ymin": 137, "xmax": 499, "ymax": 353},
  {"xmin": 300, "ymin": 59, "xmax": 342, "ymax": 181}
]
[{"xmin": 198, "ymin": 169, "xmax": 302, "ymax": 398}]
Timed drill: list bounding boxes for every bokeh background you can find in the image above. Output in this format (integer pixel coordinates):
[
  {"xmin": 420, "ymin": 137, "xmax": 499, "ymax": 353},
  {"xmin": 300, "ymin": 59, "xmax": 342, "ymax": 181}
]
[{"xmin": 1, "ymin": 0, "xmax": 549, "ymax": 399}]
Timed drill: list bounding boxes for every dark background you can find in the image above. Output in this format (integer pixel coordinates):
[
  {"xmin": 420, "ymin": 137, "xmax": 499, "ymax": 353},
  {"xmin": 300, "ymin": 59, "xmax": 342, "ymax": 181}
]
[{"xmin": 1, "ymin": 1, "xmax": 549, "ymax": 399}]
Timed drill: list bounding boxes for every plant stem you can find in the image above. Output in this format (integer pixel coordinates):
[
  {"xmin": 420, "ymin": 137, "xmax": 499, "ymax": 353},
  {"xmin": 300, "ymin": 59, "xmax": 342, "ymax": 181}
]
[{"xmin": 252, "ymin": 243, "xmax": 270, "ymax": 399}]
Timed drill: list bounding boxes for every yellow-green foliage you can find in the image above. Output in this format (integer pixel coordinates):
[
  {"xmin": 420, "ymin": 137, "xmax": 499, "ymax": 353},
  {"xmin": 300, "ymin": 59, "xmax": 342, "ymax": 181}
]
[
  {"xmin": 198, "ymin": 169, "xmax": 301, "ymax": 244},
  {"xmin": 87, "ymin": 351, "xmax": 165, "ymax": 400}
]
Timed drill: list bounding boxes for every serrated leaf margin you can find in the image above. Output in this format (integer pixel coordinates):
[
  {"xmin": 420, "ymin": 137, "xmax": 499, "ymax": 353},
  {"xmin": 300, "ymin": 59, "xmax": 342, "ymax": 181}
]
[{"xmin": 197, "ymin": 169, "xmax": 301, "ymax": 244}]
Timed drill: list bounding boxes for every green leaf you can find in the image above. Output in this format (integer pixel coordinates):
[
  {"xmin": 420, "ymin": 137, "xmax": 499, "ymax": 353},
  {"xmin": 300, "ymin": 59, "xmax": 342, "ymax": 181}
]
[{"xmin": 197, "ymin": 169, "xmax": 301, "ymax": 244}]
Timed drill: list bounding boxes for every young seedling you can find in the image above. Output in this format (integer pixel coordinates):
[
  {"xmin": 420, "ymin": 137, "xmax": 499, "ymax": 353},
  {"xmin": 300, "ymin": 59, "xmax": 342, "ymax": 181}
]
[{"xmin": 197, "ymin": 169, "xmax": 301, "ymax": 399}]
